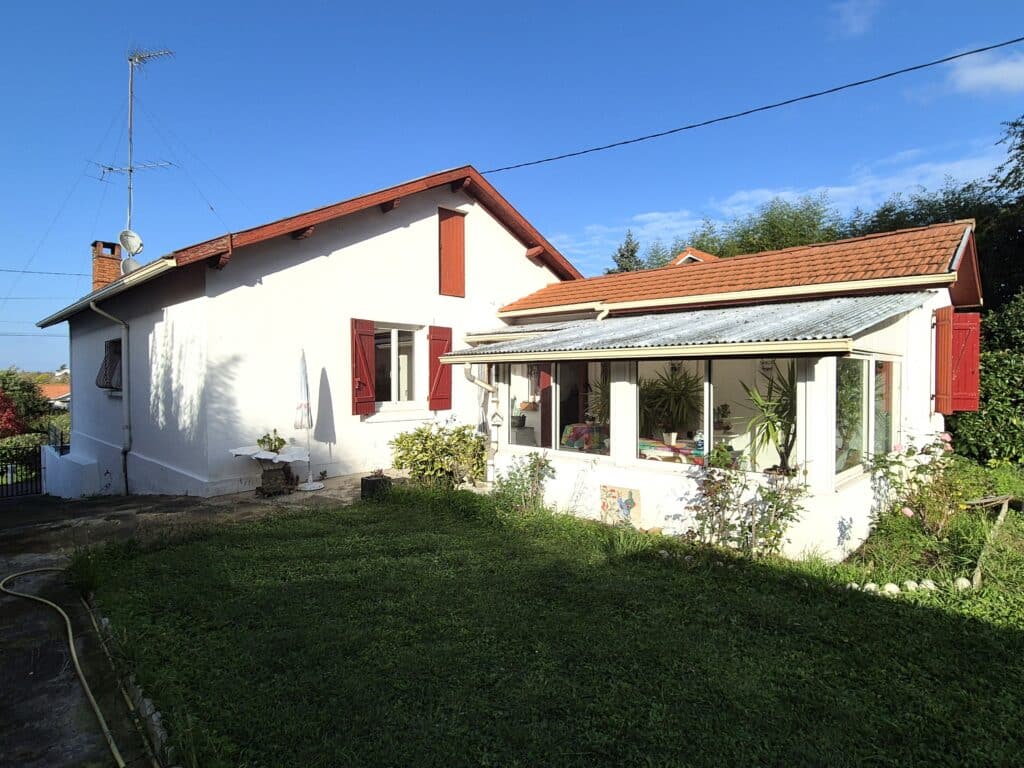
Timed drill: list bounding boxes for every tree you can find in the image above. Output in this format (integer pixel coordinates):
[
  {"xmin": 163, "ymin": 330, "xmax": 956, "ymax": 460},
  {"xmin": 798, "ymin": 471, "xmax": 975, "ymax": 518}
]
[
  {"xmin": 0, "ymin": 390, "xmax": 26, "ymax": 438},
  {"xmin": 0, "ymin": 368, "xmax": 49, "ymax": 430},
  {"xmin": 687, "ymin": 195, "xmax": 845, "ymax": 257},
  {"xmin": 643, "ymin": 239, "xmax": 674, "ymax": 268},
  {"xmin": 605, "ymin": 230, "xmax": 644, "ymax": 274}
]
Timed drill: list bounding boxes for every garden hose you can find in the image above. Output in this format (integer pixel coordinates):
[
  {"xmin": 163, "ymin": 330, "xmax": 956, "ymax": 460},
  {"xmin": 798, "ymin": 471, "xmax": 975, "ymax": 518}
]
[{"xmin": 0, "ymin": 567, "xmax": 127, "ymax": 768}]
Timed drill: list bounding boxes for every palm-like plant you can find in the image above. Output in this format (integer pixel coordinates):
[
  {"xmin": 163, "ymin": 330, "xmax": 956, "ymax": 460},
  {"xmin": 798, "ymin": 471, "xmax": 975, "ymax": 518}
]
[{"xmin": 741, "ymin": 361, "xmax": 797, "ymax": 472}]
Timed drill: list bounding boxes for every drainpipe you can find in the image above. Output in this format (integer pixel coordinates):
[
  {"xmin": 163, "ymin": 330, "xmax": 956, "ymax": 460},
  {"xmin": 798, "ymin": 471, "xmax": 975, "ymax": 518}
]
[
  {"xmin": 89, "ymin": 302, "xmax": 131, "ymax": 496},
  {"xmin": 463, "ymin": 362, "xmax": 496, "ymax": 394}
]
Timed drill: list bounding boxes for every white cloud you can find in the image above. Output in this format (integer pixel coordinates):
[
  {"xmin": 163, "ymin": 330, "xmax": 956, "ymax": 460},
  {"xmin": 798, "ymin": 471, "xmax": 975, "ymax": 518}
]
[
  {"xmin": 948, "ymin": 50, "xmax": 1024, "ymax": 94},
  {"xmin": 556, "ymin": 142, "xmax": 1002, "ymax": 275},
  {"xmin": 831, "ymin": 0, "xmax": 880, "ymax": 38}
]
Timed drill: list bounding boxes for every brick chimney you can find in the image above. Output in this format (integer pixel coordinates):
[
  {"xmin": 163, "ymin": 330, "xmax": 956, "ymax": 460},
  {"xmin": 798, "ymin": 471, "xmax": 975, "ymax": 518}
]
[{"xmin": 91, "ymin": 241, "xmax": 122, "ymax": 291}]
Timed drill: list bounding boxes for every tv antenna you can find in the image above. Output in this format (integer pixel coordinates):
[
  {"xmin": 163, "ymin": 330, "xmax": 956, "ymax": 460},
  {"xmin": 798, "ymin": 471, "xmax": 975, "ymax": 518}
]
[{"xmin": 93, "ymin": 48, "xmax": 174, "ymax": 232}]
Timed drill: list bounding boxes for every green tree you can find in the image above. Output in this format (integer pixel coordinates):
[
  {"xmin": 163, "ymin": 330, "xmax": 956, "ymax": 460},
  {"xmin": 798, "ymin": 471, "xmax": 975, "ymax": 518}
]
[
  {"xmin": 688, "ymin": 195, "xmax": 845, "ymax": 257},
  {"xmin": 605, "ymin": 230, "xmax": 643, "ymax": 274},
  {"xmin": 0, "ymin": 368, "xmax": 49, "ymax": 431},
  {"xmin": 643, "ymin": 238, "xmax": 674, "ymax": 268}
]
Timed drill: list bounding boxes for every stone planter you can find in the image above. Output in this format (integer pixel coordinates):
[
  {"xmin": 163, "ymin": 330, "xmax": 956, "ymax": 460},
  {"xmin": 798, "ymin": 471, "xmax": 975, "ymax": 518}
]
[
  {"xmin": 257, "ymin": 459, "xmax": 290, "ymax": 497},
  {"xmin": 361, "ymin": 475, "xmax": 392, "ymax": 501}
]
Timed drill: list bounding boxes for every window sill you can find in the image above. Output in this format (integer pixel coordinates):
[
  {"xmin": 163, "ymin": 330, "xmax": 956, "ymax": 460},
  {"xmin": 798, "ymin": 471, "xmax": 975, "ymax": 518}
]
[
  {"xmin": 365, "ymin": 402, "xmax": 433, "ymax": 423},
  {"xmin": 835, "ymin": 464, "xmax": 867, "ymax": 489}
]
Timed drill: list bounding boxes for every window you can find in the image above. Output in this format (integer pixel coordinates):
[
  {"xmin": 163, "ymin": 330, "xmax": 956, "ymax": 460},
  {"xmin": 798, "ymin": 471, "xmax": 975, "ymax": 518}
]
[
  {"xmin": 439, "ymin": 208, "xmax": 466, "ymax": 297},
  {"xmin": 836, "ymin": 358, "xmax": 868, "ymax": 473},
  {"xmin": 710, "ymin": 357, "xmax": 796, "ymax": 472},
  {"xmin": 374, "ymin": 327, "xmax": 416, "ymax": 403},
  {"xmin": 637, "ymin": 359, "xmax": 705, "ymax": 464},
  {"xmin": 557, "ymin": 361, "xmax": 610, "ymax": 456},
  {"xmin": 352, "ymin": 320, "xmax": 451, "ymax": 416},
  {"xmin": 509, "ymin": 363, "xmax": 551, "ymax": 447},
  {"xmin": 873, "ymin": 360, "xmax": 898, "ymax": 455},
  {"xmin": 95, "ymin": 338, "xmax": 122, "ymax": 390}
]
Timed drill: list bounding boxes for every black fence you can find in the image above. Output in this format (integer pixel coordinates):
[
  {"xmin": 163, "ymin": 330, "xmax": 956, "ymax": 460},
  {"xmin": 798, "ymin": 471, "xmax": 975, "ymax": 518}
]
[{"xmin": 0, "ymin": 449, "xmax": 42, "ymax": 498}]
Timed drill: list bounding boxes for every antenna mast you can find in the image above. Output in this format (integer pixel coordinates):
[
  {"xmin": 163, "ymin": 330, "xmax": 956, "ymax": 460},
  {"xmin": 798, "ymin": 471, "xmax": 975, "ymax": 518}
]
[{"xmin": 125, "ymin": 48, "xmax": 172, "ymax": 230}]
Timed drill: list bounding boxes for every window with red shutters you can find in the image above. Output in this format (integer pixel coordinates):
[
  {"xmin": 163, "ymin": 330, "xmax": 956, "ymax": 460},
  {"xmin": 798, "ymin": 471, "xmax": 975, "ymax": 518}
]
[
  {"xmin": 351, "ymin": 318, "xmax": 376, "ymax": 416},
  {"xmin": 934, "ymin": 306, "xmax": 953, "ymax": 415},
  {"xmin": 427, "ymin": 326, "xmax": 453, "ymax": 410},
  {"xmin": 951, "ymin": 312, "xmax": 981, "ymax": 412},
  {"xmin": 439, "ymin": 208, "xmax": 466, "ymax": 297}
]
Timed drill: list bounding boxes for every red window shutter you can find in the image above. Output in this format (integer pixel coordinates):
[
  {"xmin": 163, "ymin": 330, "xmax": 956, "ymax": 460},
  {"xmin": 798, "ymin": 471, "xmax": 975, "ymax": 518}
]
[
  {"xmin": 428, "ymin": 326, "xmax": 453, "ymax": 410},
  {"xmin": 439, "ymin": 209, "xmax": 465, "ymax": 298},
  {"xmin": 538, "ymin": 364, "xmax": 552, "ymax": 448},
  {"xmin": 934, "ymin": 306, "xmax": 953, "ymax": 415},
  {"xmin": 951, "ymin": 312, "xmax": 981, "ymax": 412},
  {"xmin": 351, "ymin": 318, "xmax": 376, "ymax": 416}
]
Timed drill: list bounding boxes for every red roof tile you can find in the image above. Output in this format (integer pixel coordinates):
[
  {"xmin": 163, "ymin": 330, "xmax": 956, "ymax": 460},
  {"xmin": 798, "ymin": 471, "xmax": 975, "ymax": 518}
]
[{"xmin": 501, "ymin": 221, "xmax": 972, "ymax": 314}]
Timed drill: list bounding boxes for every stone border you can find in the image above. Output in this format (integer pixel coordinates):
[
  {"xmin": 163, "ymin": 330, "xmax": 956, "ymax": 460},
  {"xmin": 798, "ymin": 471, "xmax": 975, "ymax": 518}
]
[{"xmin": 83, "ymin": 594, "xmax": 181, "ymax": 768}]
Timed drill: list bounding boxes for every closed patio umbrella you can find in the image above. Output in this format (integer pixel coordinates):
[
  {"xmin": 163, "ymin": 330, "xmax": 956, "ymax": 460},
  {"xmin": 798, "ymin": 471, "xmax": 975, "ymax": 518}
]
[{"xmin": 295, "ymin": 348, "xmax": 324, "ymax": 491}]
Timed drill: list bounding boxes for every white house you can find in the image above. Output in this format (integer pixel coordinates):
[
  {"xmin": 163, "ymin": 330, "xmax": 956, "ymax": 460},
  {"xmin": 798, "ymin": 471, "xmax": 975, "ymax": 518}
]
[
  {"xmin": 442, "ymin": 220, "xmax": 983, "ymax": 559},
  {"xmin": 37, "ymin": 166, "xmax": 580, "ymax": 498},
  {"xmin": 38, "ymin": 165, "xmax": 982, "ymax": 559}
]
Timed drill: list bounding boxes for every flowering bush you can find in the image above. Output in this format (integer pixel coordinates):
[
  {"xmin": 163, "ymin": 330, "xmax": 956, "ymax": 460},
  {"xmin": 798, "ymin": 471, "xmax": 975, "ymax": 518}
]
[{"xmin": 871, "ymin": 435, "xmax": 963, "ymax": 537}]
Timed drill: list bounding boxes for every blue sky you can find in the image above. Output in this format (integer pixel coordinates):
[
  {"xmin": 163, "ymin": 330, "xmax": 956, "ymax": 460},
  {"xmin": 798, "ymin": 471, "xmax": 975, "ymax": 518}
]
[{"xmin": 2, "ymin": 0, "xmax": 1022, "ymax": 371}]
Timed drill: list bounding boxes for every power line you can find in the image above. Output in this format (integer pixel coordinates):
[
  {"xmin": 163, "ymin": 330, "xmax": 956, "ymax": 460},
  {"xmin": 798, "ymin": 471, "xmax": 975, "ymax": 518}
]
[
  {"xmin": 0, "ymin": 268, "xmax": 89, "ymax": 277},
  {"xmin": 483, "ymin": 35, "xmax": 1024, "ymax": 174},
  {"xmin": 0, "ymin": 333, "xmax": 67, "ymax": 338}
]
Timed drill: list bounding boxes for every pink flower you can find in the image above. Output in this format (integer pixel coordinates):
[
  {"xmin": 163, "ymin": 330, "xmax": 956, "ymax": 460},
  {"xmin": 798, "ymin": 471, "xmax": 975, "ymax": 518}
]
[
  {"xmin": 939, "ymin": 432, "xmax": 952, "ymax": 443},
  {"xmin": 901, "ymin": 507, "xmax": 915, "ymax": 518},
  {"xmin": 893, "ymin": 443, "xmax": 904, "ymax": 453}
]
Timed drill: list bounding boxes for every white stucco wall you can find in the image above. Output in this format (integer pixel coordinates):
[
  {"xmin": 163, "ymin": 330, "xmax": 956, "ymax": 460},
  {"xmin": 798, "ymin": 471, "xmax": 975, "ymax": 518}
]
[{"xmin": 48, "ymin": 183, "xmax": 562, "ymax": 497}]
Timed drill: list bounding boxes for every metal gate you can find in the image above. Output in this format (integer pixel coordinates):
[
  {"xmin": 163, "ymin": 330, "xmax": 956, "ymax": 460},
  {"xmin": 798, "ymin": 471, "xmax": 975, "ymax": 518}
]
[{"xmin": 0, "ymin": 450, "xmax": 42, "ymax": 498}]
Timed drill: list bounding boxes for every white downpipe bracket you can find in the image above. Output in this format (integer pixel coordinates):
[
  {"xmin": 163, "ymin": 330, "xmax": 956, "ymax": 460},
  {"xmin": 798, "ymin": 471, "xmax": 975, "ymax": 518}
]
[{"xmin": 89, "ymin": 301, "xmax": 131, "ymax": 495}]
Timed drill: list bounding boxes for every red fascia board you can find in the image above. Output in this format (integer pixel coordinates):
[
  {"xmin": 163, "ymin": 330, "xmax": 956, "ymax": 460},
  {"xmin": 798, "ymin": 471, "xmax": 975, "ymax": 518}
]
[{"xmin": 173, "ymin": 166, "xmax": 581, "ymax": 281}]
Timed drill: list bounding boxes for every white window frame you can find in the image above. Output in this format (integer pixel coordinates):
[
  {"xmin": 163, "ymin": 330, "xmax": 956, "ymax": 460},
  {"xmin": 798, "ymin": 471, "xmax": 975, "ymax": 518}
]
[
  {"xmin": 836, "ymin": 352, "xmax": 902, "ymax": 483},
  {"xmin": 372, "ymin": 322, "xmax": 420, "ymax": 406}
]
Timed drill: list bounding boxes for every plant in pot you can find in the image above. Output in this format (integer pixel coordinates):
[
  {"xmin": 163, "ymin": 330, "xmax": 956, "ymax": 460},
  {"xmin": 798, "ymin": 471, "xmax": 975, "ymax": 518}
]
[
  {"xmin": 361, "ymin": 468, "xmax": 392, "ymax": 501},
  {"xmin": 647, "ymin": 368, "xmax": 702, "ymax": 445},
  {"xmin": 510, "ymin": 397, "xmax": 527, "ymax": 428},
  {"xmin": 741, "ymin": 360, "xmax": 797, "ymax": 473}
]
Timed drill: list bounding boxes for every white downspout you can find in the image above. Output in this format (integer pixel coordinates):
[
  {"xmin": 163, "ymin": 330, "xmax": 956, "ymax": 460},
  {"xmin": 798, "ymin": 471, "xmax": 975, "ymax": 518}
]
[
  {"xmin": 89, "ymin": 302, "xmax": 131, "ymax": 495},
  {"xmin": 463, "ymin": 362, "xmax": 496, "ymax": 393}
]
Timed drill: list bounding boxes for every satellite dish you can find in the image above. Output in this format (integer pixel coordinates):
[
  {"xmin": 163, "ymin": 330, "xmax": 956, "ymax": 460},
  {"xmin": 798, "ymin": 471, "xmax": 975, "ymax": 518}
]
[
  {"xmin": 118, "ymin": 229, "xmax": 144, "ymax": 256},
  {"xmin": 120, "ymin": 256, "xmax": 142, "ymax": 276}
]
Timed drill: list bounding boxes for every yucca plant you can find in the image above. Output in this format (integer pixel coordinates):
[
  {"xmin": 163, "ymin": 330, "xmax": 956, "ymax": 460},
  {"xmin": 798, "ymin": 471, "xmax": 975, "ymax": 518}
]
[{"xmin": 741, "ymin": 360, "xmax": 797, "ymax": 473}]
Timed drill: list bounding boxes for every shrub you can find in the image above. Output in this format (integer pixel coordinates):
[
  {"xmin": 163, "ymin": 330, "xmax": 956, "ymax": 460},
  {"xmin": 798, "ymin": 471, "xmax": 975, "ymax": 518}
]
[
  {"xmin": 948, "ymin": 350, "xmax": 1024, "ymax": 464},
  {"xmin": 66, "ymin": 547, "xmax": 103, "ymax": 595},
  {"xmin": 492, "ymin": 453, "xmax": 555, "ymax": 515},
  {"xmin": 390, "ymin": 422, "xmax": 486, "ymax": 489},
  {"xmin": 0, "ymin": 432, "xmax": 46, "ymax": 463}
]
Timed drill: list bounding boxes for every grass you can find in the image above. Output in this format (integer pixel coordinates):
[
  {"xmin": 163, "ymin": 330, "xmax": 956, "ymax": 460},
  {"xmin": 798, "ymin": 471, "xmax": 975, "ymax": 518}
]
[{"xmin": 90, "ymin": 488, "xmax": 1024, "ymax": 767}]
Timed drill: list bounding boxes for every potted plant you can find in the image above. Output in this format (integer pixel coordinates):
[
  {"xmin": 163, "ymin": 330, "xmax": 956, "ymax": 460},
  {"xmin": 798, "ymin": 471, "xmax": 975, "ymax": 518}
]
[
  {"xmin": 741, "ymin": 360, "xmax": 797, "ymax": 473},
  {"xmin": 361, "ymin": 468, "xmax": 392, "ymax": 501},
  {"xmin": 648, "ymin": 368, "xmax": 702, "ymax": 443},
  {"xmin": 509, "ymin": 397, "xmax": 527, "ymax": 428}
]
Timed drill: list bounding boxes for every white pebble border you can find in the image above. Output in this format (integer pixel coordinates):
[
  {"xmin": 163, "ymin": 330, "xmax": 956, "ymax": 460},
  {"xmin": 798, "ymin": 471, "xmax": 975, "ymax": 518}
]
[
  {"xmin": 844, "ymin": 575, "xmax": 976, "ymax": 596},
  {"xmin": 87, "ymin": 596, "xmax": 183, "ymax": 768}
]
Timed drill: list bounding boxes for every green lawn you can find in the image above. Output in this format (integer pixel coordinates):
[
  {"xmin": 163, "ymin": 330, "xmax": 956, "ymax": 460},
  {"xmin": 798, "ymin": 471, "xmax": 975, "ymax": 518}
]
[{"xmin": 90, "ymin": 489, "xmax": 1024, "ymax": 767}]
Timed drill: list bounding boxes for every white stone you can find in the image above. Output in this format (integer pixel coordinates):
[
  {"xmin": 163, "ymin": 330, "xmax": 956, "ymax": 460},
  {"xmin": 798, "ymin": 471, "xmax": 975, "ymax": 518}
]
[
  {"xmin": 863, "ymin": 582, "xmax": 879, "ymax": 593},
  {"xmin": 902, "ymin": 580, "xmax": 918, "ymax": 592},
  {"xmin": 658, "ymin": 549, "xmax": 670, "ymax": 559},
  {"xmin": 846, "ymin": 582, "xmax": 860, "ymax": 590},
  {"xmin": 954, "ymin": 577, "xmax": 972, "ymax": 590},
  {"xmin": 882, "ymin": 583, "xmax": 901, "ymax": 595},
  {"xmin": 684, "ymin": 555, "xmax": 694, "ymax": 563},
  {"xmin": 920, "ymin": 579, "xmax": 937, "ymax": 591}
]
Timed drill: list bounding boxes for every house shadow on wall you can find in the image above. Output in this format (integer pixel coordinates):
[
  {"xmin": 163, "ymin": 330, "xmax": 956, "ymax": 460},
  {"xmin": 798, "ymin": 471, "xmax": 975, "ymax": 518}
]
[{"xmin": 314, "ymin": 367, "xmax": 336, "ymax": 459}]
